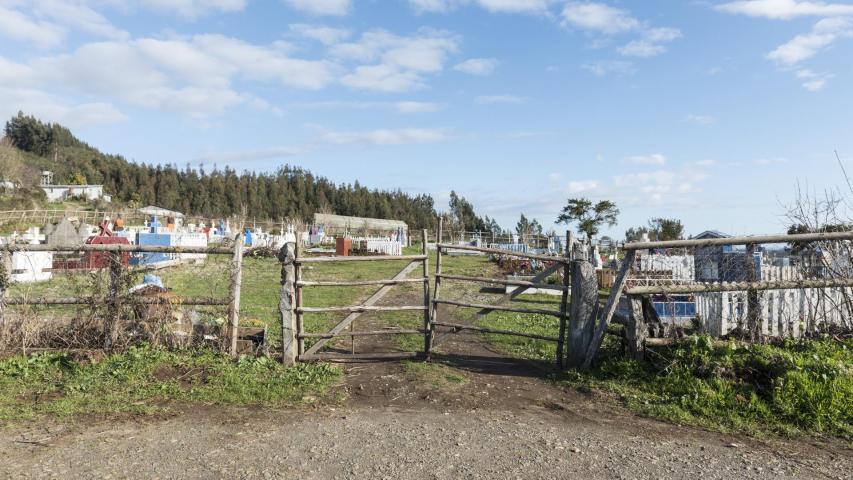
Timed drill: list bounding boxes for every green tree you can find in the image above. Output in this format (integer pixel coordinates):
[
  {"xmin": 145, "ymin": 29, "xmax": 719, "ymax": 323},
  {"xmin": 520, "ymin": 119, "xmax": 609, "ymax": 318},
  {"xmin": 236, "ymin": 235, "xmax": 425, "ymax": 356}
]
[
  {"xmin": 449, "ymin": 191, "xmax": 486, "ymax": 232},
  {"xmin": 625, "ymin": 218, "xmax": 684, "ymax": 242},
  {"xmin": 556, "ymin": 198, "xmax": 619, "ymax": 239}
]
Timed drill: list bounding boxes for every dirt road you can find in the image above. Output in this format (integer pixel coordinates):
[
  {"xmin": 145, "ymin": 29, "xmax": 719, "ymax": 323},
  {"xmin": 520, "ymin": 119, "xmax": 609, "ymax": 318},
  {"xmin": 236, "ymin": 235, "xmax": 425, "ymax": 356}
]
[
  {"xmin": 2, "ymin": 288, "xmax": 851, "ymax": 479},
  {"xmin": 2, "ymin": 333, "xmax": 851, "ymax": 479}
]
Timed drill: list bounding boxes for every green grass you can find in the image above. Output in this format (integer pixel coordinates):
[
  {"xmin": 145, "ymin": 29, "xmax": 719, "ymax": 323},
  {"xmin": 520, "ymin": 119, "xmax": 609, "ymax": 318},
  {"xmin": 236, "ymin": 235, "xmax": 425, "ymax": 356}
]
[
  {"xmin": 482, "ymin": 301, "xmax": 853, "ymax": 438},
  {"xmin": 0, "ymin": 345, "xmax": 340, "ymax": 425}
]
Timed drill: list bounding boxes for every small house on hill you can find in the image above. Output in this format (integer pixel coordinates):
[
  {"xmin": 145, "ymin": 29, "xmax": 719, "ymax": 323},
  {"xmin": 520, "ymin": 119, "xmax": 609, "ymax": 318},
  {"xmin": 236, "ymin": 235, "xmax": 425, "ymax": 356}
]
[
  {"xmin": 40, "ymin": 171, "xmax": 110, "ymax": 202},
  {"xmin": 693, "ymin": 230, "xmax": 761, "ymax": 282}
]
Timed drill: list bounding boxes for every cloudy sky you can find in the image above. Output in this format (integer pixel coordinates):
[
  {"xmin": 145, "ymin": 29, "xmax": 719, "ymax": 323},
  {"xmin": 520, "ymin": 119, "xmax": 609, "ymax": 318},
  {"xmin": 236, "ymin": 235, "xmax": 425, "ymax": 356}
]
[{"xmin": 1, "ymin": 0, "xmax": 852, "ymax": 237}]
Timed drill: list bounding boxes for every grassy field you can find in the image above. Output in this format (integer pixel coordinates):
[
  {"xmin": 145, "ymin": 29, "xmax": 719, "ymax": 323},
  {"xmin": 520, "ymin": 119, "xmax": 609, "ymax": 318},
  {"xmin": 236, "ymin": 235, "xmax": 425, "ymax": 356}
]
[
  {"xmin": 5, "ymin": 247, "xmax": 852, "ymax": 438},
  {"xmin": 0, "ymin": 346, "xmax": 340, "ymax": 424}
]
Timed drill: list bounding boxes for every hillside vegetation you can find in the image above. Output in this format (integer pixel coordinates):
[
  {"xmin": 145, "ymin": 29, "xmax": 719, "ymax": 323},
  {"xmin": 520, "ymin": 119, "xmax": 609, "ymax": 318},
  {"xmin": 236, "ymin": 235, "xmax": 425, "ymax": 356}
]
[{"xmin": 2, "ymin": 112, "xmax": 493, "ymax": 231}]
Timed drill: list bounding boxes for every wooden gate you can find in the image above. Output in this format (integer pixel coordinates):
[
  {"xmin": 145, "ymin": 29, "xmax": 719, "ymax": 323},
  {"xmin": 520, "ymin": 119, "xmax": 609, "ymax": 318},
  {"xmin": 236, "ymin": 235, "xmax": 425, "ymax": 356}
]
[
  {"xmin": 294, "ymin": 230, "xmax": 431, "ymax": 361},
  {"xmin": 430, "ymin": 223, "xmax": 574, "ymax": 368}
]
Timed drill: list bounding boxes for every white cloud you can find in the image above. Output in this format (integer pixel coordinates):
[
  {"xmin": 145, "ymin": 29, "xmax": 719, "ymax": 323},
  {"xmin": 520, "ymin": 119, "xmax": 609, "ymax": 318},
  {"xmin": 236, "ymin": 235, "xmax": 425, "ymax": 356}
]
[
  {"xmin": 767, "ymin": 17, "xmax": 853, "ymax": 65},
  {"xmin": 341, "ymin": 65, "xmax": 425, "ymax": 92},
  {"xmin": 319, "ymin": 128, "xmax": 450, "ymax": 146},
  {"xmin": 137, "ymin": 0, "xmax": 248, "ymax": 18},
  {"xmin": 685, "ymin": 114, "xmax": 716, "ymax": 125},
  {"xmin": 561, "ymin": 2, "xmax": 640, "ymax": 34},
  {"xmin": 618, "ymin": 27, "xmax": 682, "ymax": 57},
  {"xmin": 0, "ymin": 33, "xmax": 338, "ymax": 118},
  {"xmin": 796, "ymin": 68, "xmax": 833, "ymax": 90},
  {"xmin": 408, "ymin": 0, "xmax": 552, "ymax": 14},
  {"xmin": 0, "ymin": 5, "xmax": 64, "ymax": 48},
  {"xmin": 624, "ymin": 154, "xmax": 667, "ymax": 165},
  {"xmin": 694, "ymin": 159, "xmax": 718, "ymax": 167},
  {"xmin": 33, "ymin": 0, "xmax": 129, "ymax": 40},
  {"xmin": 333, "ymin": 29, "xmax": 459, "ymax": 91},
  {"xmin": 288, "ymin": 24, "xmax": 351, "ymax": 45},
  {"xmin": 716, "ymin": 0, "xmax": 853, "ymax": 20},
  {"xmin": 0, "ymin": 87, "xmax": 127, "ymax": 128},
  {"xmin": 617, "ymin": 40, "xmax": 666, "ymax": 57},
  {"xmin": 581, "ymin": 60, "xmax": 635, "ymax": 76},
  {"xmin": 474, "ymin": 94, "xmax": 528, "ymax": 104},
  {"xmin": 568, "ymin": 180, "xmax": 599, "ymax": 193},
  {"xmin": 282, "ymin": 0, "xmax": 351, "ymax": 16},
  {"xmin": 753, "ymin": 157, "xmax": 789, "ymax": 165},
  {"xmin": 454, "ymin": 58, "xmax": 499, "ymax": 75},
  {"xmin": 394, "ymin": 101, "xmax": 443, "ymax": 113}
]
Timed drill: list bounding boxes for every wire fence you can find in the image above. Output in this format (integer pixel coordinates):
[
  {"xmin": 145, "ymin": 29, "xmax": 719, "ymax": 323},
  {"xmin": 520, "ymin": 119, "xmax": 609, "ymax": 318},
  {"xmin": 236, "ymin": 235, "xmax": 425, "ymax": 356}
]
[{"xmin": 0, "ymin": 242, "xmax": 250, "ymax": 354}]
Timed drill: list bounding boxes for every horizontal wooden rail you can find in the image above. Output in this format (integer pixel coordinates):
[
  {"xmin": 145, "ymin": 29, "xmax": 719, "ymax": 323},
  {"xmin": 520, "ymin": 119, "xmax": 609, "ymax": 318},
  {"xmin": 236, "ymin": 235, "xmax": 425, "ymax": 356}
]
[
  {"xmin": 296, "ymin": 254, "xmax": 427, "ymax": 263},
  {"xmin": 297, "ymin": 278, "xmax": 427, "ymax": 287},
  {"xmin": 297, "ymin": 305, "xmax": 428, "ymax": 313},
  {"xmin": 432, "ymin": 321, "xmax": 560, "ymax": 342},
  {"xmin": 437, "ymin": 274, "xmax": 567, "ymax": 292},
  {"xmin": 623, "ymin": 230, "xmax": 853, "ymax": 250},
  {"xmin": 0, "ymin": 244, "xmax": 237, "ymax": 254},
  {"xmin": 436, "ymin": 243, "xmax": 569, "ymax": 264},
  {"xmin": 298, "ymin": 329, "xmax": 426, "ymax": 339},
  {"xmin": 432, "ymin": 298, "xmax": 564, "ymax": 317},
  {"xmin": 625, "ymin": 277, "xmax": 853, "ymax": 295},
  {"xmin": 3, "ymin": 296, "xmax": 230, "ymax": 306},
  {"xmin": 299, "ymin": 352, "xmax": 422, "ymax": 361}
]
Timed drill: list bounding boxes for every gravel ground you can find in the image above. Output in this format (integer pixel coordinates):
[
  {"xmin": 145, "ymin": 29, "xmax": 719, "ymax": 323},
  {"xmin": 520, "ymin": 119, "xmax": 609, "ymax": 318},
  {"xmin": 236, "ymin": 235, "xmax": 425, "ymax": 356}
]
[{"xmin": 2, "ymin": 405, "xmax": 851, "ymax": 479}]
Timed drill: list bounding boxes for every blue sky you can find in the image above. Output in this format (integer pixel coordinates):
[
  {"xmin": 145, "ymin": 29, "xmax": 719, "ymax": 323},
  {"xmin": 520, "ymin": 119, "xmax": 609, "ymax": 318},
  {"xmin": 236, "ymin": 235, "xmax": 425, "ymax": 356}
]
[{"xmin": 1, "ymin": 1, "xmax": 852, "ymax": 238}]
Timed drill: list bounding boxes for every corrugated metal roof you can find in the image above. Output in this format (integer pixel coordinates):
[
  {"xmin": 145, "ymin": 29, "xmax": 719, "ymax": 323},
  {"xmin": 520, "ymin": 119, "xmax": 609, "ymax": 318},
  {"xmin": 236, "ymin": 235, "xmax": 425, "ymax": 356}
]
[
  {"xmin": 139, "ymin": 206, "xmax": 185, "ymax": 218},
  {"xmin": 314, "ymin": 213, "xmax": 407, "ymax": 231}
]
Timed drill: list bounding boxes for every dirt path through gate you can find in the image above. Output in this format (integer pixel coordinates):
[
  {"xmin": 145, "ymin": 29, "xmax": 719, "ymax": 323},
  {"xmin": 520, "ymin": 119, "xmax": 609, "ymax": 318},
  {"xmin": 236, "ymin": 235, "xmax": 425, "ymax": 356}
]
[{"xmin": 2, "ymin": 261, "xmax": 852, "ymax": 479}]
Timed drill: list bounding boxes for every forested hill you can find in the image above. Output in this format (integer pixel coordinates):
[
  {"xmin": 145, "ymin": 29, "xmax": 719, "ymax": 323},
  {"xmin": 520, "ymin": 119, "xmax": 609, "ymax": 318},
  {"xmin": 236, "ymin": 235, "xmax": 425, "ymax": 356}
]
[{"xmin": 2, "ymin": 112, "xmax": 490, "ymax": 232}]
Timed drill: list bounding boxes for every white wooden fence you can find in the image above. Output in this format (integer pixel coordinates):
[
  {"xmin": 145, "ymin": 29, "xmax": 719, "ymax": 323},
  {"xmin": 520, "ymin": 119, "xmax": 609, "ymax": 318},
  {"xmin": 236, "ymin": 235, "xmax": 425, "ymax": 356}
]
[{"xmin": 696, "ymin": 287, "xmax": 853, "ymax": 337}]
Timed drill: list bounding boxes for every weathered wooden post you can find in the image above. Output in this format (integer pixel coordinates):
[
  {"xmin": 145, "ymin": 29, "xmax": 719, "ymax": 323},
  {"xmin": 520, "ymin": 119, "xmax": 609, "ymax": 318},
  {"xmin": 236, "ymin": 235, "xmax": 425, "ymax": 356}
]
[
  {"xmin": 294, "ymin": 233, "xmax": 305, "ymax": 357},
  {"xmin": 228, "ymin": 233, "xmax": 244, "ymax": 357},
  {"xmin": 429, "ymin": 218, "xmax": 443, "ymax": 354},
  {"xmin": 581, "ymin": 249, "xmax": 637, "ymax": 369},
  {"xmin": 556, "ymin": 231, "xmax": 571, "ymax": 369},
  {"xmin": 421, "ymin": 229, "xmax": 430, "ymax": 356},
  {"xmin": 745, "ymin": 243, "xmax": 762, "ymax": 341},
  {"xmin": 0, "ymin": 250, "xmax": 7, "ymax": 330},
  {"xmin": 567, "ymin": 259, "xmax": 598, "ymax": 368},
  {"xmin": 278, "ymin": 241, "xmax": 297, "ymax": 365},
  {"xmin": 104, "ymin": 250, "xmax": 123, "ymax": 350},
  {"xmin": 624, "ymin": 295, "xmax": 646, "ymax": 360}
]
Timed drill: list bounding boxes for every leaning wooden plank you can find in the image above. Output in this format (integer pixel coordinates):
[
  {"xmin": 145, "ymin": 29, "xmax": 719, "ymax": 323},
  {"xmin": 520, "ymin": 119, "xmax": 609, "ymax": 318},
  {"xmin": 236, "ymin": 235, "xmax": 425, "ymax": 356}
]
[
  {"xmin": 298, "ymin": 305, "xmax": 428, "ymax": 313},
  {"xmin": 433, "ymin": 321, "xmax": 560, "ymax": 342},
  {"xmin": 296, "ymin": 254, "xmax": 426, "ymax": 263},
  {"xmin": 301, "ymin": 261, "xmax": 420, "ymax": 357},
  {"xmin": 299, "ymin": 352, "xmax": 422, "ymax": 361},
  {"xmin": 581, "ymin": 250, "xmax": 637, "ymax": 370},
  {"xmin": 437, "ymin": 274, "xmax": 568, "ymax": 292},
  {"xmin": 298, "ymin": 329, "xmax": 425, "ymax": 339},
  {"xmin": 298, "ymin": 278, "xmax": 427, "ymax": 287},
  {"xmin": 433, "ymin": 298, "xmax": 564, "ymax": 317},
  {"xmin": 436, "ymin": 243, "xmax": 570, "ymax": 264}
]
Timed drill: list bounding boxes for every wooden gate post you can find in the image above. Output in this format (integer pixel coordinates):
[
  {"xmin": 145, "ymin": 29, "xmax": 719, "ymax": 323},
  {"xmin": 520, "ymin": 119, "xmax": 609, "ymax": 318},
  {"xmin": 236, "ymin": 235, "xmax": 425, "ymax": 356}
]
[
  {"xmin": 104, "ymin": 250, "xmax": 123, "ymax": 350},
  {"xmin": 624, "ymin": 295, "xmax": 646, "ymax": 360},
  {"xmin": 228, "ymin": 233, "xmax": 244, "ymax": 357},
  {"xmin": 294, "ymin": 234, "xmax": 305, "ymax": 356},
  {"xmin": 556, "ymin": 231, "xmax": 571, "ymax": 369},
  {"xmin": 278, "ymin": 242, "xmax": 297, "ymax": 365},
  {"xmin": 429, "ymin": 218, "xmax": 443, "ymax": 354},
  {"xmin": 567, "ymin": 260, "xmax": 598, "ymax": 368},
  {"xmin": 0, "ymin": 250, "xmax": 7, "ymax": 330},
  {"xmin": 745, "ymin": 243, "xmax": 762, "ymax": 341},
  {"xmin": 421, "ymin": 229, "xmax": 430, "ymax": 356}
]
